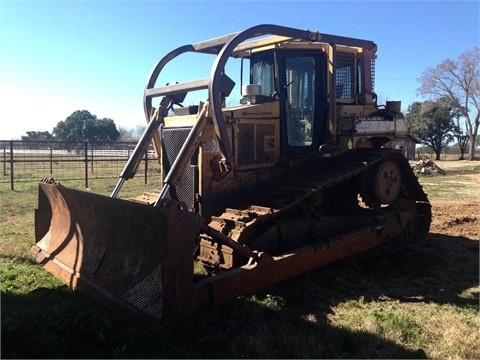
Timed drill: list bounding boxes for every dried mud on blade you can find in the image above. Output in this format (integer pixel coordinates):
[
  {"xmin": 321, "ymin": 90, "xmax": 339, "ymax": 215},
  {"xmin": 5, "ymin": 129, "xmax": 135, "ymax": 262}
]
[{"xmin": 31, "ymin": 183, "xmax": 203, "ymax": 324}]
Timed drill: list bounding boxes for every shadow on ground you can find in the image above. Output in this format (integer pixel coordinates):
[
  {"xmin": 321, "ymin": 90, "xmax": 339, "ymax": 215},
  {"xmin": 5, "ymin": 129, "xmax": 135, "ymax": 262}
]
[{"xmin": 2, "ymin": 233, "xmax": 478, "ymax": 359}]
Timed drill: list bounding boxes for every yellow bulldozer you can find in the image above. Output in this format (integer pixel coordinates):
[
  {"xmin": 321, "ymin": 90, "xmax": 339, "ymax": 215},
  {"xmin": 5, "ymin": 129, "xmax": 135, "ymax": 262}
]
[{"xmin": 31, "ymin": 24, "xmax": 431, "ymax": 324}]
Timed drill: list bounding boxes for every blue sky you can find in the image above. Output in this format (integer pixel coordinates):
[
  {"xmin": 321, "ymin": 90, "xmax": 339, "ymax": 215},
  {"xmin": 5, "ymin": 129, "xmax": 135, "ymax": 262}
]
[{"xmin": 1, "ymin": 0, "xmax": 478, "ymax": 139}]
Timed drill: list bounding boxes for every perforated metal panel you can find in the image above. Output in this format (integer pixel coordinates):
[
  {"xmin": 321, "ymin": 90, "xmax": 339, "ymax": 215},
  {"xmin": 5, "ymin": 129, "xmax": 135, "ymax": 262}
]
[
  {"xmin": 335, "ymin": 52, "xmax": 356, "ymax": 99},
  {"xmin": 120, "ymin": 265, "xmax": 164, "ymax": 320},
  {"xmin": 161, "ymin": 127, "xmax": 195, "ymax": 210},
  {"xmin": 370, "ymin": 58, "xmax": 376, "ymax": 92}
]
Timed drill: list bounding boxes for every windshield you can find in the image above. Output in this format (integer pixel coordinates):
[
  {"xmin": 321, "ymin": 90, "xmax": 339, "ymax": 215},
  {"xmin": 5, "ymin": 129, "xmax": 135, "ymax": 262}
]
[{"xmin": 250, "ymin": 57, "xmax": 275, "ymax": 96}]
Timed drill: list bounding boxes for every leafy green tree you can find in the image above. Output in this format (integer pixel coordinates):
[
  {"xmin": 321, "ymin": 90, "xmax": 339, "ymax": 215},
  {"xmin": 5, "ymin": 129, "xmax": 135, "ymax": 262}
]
[
  {"xmin": 53, "ymin": 110, "xmax": 120, "ymax": 142},
  {"xmin": 85, "ymin": 118, "xmax": 119, "ymax": 142},
  {"xmin": 53, "ymin": 110, "xmax": 94, "ymax": 142},
  {"xmin": 406, "ymin": 100, "xmax": 455, "ymax": 160},
  {"xmin": 21, "ymin": 131, "xmax": 53, "ymax": 141},
  {"xmin": 417, "ymin": 47, "xmax": 479, "ymax": 160}
]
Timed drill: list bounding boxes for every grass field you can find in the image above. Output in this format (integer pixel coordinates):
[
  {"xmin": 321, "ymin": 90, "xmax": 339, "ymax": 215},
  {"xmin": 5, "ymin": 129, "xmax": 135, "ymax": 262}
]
[{"xmin": 1, "ymin": 161, "xmax": 479, "ymax": 359}]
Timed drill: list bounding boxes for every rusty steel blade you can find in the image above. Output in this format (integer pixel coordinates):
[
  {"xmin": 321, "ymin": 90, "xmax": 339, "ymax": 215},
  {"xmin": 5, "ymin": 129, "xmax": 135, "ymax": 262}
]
[{"xmin": 31, "ymin": 183, "xmax": 203, "ymax": 323}]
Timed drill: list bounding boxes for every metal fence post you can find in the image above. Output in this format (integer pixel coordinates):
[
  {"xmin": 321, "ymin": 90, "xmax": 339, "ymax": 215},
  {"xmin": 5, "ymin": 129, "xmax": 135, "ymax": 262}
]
[
  {"xmin": 84, "ymin": 142, "xmax": 88, "ymax": 188},
  {"xmin": 49, "ymin": 145, "xmax": 53, "ymax": 175},
  {"xmin": 2, "ymin": 144, "xmax": 6, "ymax": 176},
  {"xmin": 9, "ymin": 141, "xmax": 14, "ymax": 190},
  {"xmin": 144, "ymin": 148, "xmax": 148, "ymax": 184},
  {"xmin": 90, "ymin": 143, "xmax": 94, "ymax": 174}
]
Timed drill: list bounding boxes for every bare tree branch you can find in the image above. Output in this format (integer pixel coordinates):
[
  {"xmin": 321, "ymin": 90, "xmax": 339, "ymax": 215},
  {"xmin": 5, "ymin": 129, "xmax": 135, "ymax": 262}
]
[{"xmin": 417, "ymin": 48, "xmax": 479, "ymax": 159}]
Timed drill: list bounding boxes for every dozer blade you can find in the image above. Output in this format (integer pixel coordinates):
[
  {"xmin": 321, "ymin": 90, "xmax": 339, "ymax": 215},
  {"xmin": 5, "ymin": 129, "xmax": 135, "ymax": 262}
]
[{"xmin": 31, "ymin": 182, "xmax": 203, "ymax": 324}]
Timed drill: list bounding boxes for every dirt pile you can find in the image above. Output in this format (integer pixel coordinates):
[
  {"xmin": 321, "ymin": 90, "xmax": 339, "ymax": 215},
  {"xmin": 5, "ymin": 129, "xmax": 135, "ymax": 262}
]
[{"xmin": 412, "ymin": 157, "xmax": 446, "ymax": 175}]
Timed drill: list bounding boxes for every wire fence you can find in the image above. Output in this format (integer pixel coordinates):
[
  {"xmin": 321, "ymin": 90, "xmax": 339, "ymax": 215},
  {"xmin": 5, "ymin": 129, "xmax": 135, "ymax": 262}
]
[
  {"xmin": 0, "ymin": 140, "xmax": 161, "ymax": 191},
  {"xmin": 2, "ymin": 140, "xmax": 477, "ymax": 192}
]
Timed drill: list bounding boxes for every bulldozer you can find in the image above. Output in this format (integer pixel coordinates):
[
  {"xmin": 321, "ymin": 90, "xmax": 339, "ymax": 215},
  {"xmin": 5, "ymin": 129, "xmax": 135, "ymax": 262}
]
[{"xmin": 31, "ymin": 24, "xmax": 431, "ymax": 324}]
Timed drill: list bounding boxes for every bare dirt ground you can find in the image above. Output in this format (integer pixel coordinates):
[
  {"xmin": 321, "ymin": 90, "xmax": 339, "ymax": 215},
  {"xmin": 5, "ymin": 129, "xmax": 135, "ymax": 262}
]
[
  {"xmin": 432, "ymin": 199, "xmax": 480, "ymax": 238},
  {"xmin": 425, "ymin": 160, "xmax": 480, "ymax": 239}
]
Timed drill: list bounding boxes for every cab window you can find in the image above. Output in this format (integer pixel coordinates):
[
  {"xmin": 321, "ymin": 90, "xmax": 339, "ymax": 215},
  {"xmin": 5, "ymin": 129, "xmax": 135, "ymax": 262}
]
[{"xmin": 285, "ymin": 56, "xmax": 315, "ymax": 147}]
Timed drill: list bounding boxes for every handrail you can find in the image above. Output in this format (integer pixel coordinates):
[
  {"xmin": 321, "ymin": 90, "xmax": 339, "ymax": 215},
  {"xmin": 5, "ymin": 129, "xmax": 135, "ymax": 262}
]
[{"xmin": 145, "ymin": 78, "xmax": 210, "ymax": 98}]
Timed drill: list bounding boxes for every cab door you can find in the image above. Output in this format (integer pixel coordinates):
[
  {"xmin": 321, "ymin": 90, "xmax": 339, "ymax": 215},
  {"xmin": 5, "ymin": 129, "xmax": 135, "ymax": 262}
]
[{"xmin": 277, "ymin": 51, "xmax": 328, "ymax": 154}]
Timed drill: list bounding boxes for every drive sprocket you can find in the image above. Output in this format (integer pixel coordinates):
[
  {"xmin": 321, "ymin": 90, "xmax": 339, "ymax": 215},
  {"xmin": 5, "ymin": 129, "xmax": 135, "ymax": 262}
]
[{"xmin": 361, "ymin": 157, "xmax": 402, "ymax": 208}]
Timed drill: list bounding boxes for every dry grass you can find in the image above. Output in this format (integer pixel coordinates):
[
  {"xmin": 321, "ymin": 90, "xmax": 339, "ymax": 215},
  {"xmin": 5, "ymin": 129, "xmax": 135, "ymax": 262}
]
[{"xmin": 328, "ymin": 300, "xmax": 479, "ymax": 359}]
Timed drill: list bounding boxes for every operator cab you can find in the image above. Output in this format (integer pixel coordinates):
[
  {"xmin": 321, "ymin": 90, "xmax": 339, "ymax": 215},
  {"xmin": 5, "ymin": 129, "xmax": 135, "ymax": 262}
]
[
  {"xmin": 245, "ymin": 50, "xmax": 328, "ymax": 155},
  {"xmin": 246, "ymin": 46, "xmax": 368, "ymax": 155}
]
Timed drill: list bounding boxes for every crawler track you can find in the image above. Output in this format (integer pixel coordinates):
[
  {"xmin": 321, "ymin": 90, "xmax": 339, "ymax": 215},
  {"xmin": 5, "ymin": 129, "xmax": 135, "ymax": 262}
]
[{"xmin": 206, "ymin": 148, "xmax": 431, "ymax": 264}]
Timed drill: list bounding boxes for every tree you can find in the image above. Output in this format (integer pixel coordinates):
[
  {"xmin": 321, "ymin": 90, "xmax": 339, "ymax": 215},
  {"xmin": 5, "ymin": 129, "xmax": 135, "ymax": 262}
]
[
  {"xmin": 405, "ymin": 100, "xmax": 455, "ymax": 160},
  {"xmin": 118, "ymin": 124, "xmax": 146, "ymax": 142},
  {"xmin": 53, "ymin": 110, "xmax": 94, "ymax": 142},
  {"xmin": 21, "ymin": 131, "xmax": 53, "ymax": 141},
  {"xmin": 417, "ymin": 47, "xmax": 480, "ymax": 160},
  {"xmin": 452, "ymin": 113, "xmax": 469, "ymax": 160},
  {"xmin": 86, "ymin": 118, "xmax": 119, "ymax": 142},
  {"xmin": 53, "ymin": 110, "xmax": 120, "ymax": 142}
]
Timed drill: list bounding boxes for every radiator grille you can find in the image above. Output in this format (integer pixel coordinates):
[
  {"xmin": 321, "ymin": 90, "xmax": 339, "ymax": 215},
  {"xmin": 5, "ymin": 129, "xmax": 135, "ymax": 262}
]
[{"xmin": 161, "ymin": 128, "xmax": 195, "ymax": 210}]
